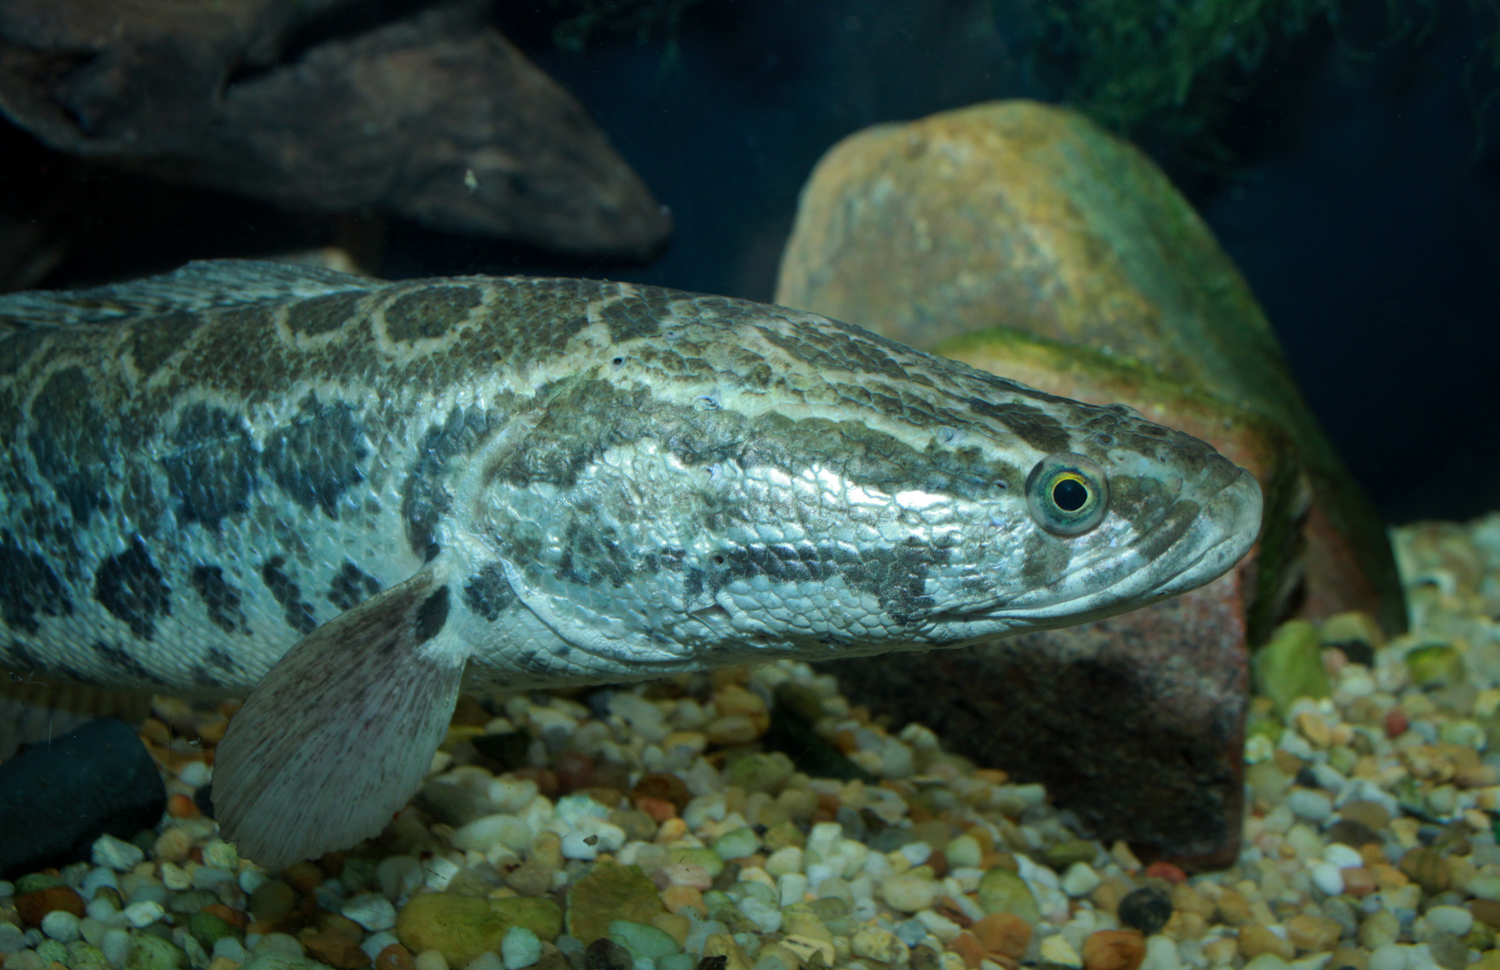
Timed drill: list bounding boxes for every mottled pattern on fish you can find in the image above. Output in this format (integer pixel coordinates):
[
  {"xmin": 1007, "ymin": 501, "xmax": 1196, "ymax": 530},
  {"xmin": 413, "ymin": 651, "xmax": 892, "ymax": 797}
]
[{"xmin": 0, "ymin": 260, "xmax": 1261, "ymax": 866}]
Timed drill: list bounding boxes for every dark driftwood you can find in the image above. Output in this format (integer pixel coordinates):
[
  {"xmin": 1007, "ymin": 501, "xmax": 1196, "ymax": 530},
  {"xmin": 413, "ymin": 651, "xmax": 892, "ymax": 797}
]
[{"xmin": 0, "ymin": 0, "xmax": 671, "ymax": 258}]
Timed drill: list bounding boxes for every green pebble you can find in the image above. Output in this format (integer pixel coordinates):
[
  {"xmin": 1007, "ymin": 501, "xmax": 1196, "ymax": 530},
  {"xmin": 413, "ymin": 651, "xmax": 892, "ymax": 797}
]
[
  {"xmin": 761, "ymin": 822, "xmax": 806, "ymax": 852},
  {"xmin": 16, "ymin": 874, "xmax": 65, "ymax": 894},
  {"xmin": 168, "ymin": 890, "xmax": 221, "ymax": 915},
  {"xmin": 396, "ymin": 892, "xmax": 563, "ymax": 966},
  {"xmin": 189, "ymin": 912, "xmax": 238, "ymax": 948},
  {"xmin": 976, "ymin": 867, "xmax": 1040, "ymax": 924},
  {"xmin": 723, "ymin": 753, "xmax": 794, "ymax": 794},
  {"xmin": 37, "ymin": 940, "xmax": 68, "ymax": 965},
  {"xmin": 65, "ymin": 942, "xmax": 113, "ymax": 970},
  {"xmin": 249, "ymin": 881, "xmax": 298, "ymax": 922},
  {"xmin": 340, "ymin": 858, "xmax": 377, "ymax": 894},
  {"xmin": 564, "ymin": 861, "xmax": 665, "ymax": 947},
  {"xmin": 609, "ymin": 921, "xmax": 681, "ymax": 961},
  {"xmin": 126, "ymin": 935, "xmax": 188, "ymax": 970},
  {"xmin": 1042, "ymin": 839, "xmax": 1096, "ymax": 869},
  {"xmin": 663, "ymin": 848, "xmax": 724, "ymax": 879},
  {"xmin": 658, "ymin": 955, "xmax": 696, "ymax": 970},
  {"xmin": 1407, "ymin": 644, "xmax": 1462, "ymax": 687},
  {"xmin": 1253, "ymin": 620, "xmax": 1330, "ymax": 715},
  {"xmin": 711, "ymin": 828, "xmax": 761, "ymax": 861}
]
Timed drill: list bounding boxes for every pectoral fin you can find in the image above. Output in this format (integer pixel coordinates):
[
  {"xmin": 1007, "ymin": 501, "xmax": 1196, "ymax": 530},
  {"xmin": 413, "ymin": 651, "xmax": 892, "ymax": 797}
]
[{"xmin": 213, "ymin": 565, "xmax": 467, "ymax": 868}]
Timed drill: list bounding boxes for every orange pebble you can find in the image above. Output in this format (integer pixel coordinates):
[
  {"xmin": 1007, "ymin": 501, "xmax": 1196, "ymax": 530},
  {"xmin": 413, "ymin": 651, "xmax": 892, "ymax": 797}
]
[
  {"xmin": 661, "ymin": 885, "xmax": 706, "ymax": 916},
  {"xmin": 637, "ymin": 797, "xmax": 677, "ymax": 823},
  {"xmin": 970, "ymin": 912, "xmax": 1032, "ymax": 960},
  {"xmin": 168, "ymin": 794, "xmax": 201, "ymax": 818},
  {"xmin": 203, "ymin": 904, "xmax": 248, "ymax": 929},
  {"xmin": 1144, "ymin": 861, "xmax": 1187, "ymax": 884},
  {"xmin": 375, "ymin": 946, "xmax": 415, "ymax": 970},
  {"xmin": 949, "ymin": 932, "xmax": 987, "ymax": 970},
  {"xmin": 1083, "ymin": 930, "xmax": 1146, "ymax": 970}
]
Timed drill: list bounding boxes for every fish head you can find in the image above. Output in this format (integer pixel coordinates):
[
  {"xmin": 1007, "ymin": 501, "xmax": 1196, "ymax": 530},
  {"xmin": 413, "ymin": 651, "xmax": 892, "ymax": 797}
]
[{"xmin": 470, "ymin": 300, "xmax": 1263, "ymax": 677}]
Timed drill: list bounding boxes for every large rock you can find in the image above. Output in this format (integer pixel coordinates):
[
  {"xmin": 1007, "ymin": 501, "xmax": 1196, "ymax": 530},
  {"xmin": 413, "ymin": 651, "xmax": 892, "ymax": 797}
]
[
  {"xmin": 0, "ymin": 718, "xmax": 165, "ymax": 879},
  {"xmin": 777, "ymin": 99, "xmax": 1402, "ymax": 637},
  {"xmin": 0, "ymin": 0, "xmax": 670, "ymax": 258}
]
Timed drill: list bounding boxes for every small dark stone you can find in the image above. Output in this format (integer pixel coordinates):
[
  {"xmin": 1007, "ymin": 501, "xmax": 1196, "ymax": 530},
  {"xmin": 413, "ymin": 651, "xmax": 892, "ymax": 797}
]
[
  {"xmin": 1294, "ymin": 766, "xmax": 1321, "ymax": 790},
  {"xmin": 0, "ymin": 719, "xmax": 165, "ymax": 880},
  {"xmin": 1326, "ymin": 819, "xmax": 1381, "ymax": 848},
  {"xmin": 1117, "ymin": 885, "xmax": 1174, "ymax": 936},
  {"xmin": 194, "ymin": 784, "xmax": 215, "ymax": 820},
  {"xmin": 470, "ymin": 730, "xmax": 533, "ymax": 771},
  {"xmin": 694, "ymin": 959, "xmax": 727, "ymax": 970},
  {"xmin": 584, "ymin": 939, "xmax": 633, "ymax": 970}
]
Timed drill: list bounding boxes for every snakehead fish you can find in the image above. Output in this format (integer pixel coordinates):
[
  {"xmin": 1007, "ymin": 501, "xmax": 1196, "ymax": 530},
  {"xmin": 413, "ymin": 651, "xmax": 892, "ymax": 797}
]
[{"xmin": 0, "ymin": 260, "xmax": 1261, "ymax": 867}]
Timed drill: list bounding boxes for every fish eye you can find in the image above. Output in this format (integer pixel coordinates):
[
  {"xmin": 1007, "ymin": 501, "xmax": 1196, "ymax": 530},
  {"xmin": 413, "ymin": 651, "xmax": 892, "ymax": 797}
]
[{"xmin": 1025, "ymin": 453, "xmax": 1109, "ymax": 535}]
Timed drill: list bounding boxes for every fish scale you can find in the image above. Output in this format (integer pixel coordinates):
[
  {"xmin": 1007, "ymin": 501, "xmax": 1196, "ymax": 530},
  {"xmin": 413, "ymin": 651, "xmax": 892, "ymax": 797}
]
[{"xmin": 0, "ymin": 259, "xmax": 1262, "ymax": 867}]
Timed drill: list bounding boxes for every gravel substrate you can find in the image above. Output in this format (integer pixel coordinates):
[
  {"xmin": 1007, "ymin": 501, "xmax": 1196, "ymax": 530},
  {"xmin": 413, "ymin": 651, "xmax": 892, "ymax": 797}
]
[{"xmin": 5, "ymin": 514, "xmax": 1500, "ymax": 970}]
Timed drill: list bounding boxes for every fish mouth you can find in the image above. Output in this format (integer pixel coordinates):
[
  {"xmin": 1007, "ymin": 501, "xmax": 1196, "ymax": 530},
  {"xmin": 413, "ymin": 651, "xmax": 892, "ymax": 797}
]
[{"xmin": 929, "ymin": 464, "xmax": 1263, "ymax": 639}]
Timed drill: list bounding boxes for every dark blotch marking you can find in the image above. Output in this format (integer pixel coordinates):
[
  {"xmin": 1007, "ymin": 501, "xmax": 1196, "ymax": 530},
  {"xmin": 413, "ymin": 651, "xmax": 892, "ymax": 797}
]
[
  {"xmin": 385, "ymin": 286, "xmax": 481, "ymax": 342},
  {"xmin": 263, "ymin": 394, "xmax": 368, "ymax": 519},
  {"xmin": 709, "ymin": 539, "xmax": 951, "ymax": 624},
  {"xmin": 261, "ymin": 556, "xmax": 317, "ymax": 635},
  {"xmin": 286, "ymin": 291, "xmax": 366, "ymax": 336},
  {"xmin": 0, "ymin": 330, "xmax": 45, "ymax": 376},
  {"xmin": 92, "ymin": 640, "xmax": 165, "ymax": 684},
  {"xmin": 191, "ymin": 566, "xmax": 249, "ymax": 635},
  {"xmin": 93, "ymin": 538, "xmax": 170, "ymax": 640},
  {"xmin": 28, "ymin": 366, "xmax": 112, "ymax": 522},
  {"xmin": 0, "ymin": 536, "xmax": 73, "ymax": 635},
  {"xmin": 328, "ymin": 561, "xmax": 382, "ymax": 611},
  {"xmin": 463, "ymin": 562, "xmax": 516, "ymax": 621},
  {"xmin": 132, "ymin": 311, "xmax": 201, "ymax": 377},
  {"xmin": 966, "ymin": 397, "xmax": 1071, "ymax": 454},
  {"xmin": 206, "ymin": 646, "xmax": 239, "ymax": 671},
  {"xmin": 190, "ymin": 665, "xmax": 226, "ymax": 689},
  {"xmin": 403, "ymin": 405, "xmax": 504, "ymax": 560},
  {"xmin": 599, "ymin": 291, "xmax": 673, "ymax": 343},
  {"xmin": 414, "ymin": 587, "xmax": 450, "ymax": 643},
  {"xmin": 162, "ymin": 404, "xmax": 256, "ymax": 528}
]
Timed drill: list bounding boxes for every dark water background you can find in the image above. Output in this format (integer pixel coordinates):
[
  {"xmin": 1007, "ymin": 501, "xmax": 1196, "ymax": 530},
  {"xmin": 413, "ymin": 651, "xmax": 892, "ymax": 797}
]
[{"xmin": 3, "ymin": 0, "xmax": 1498, "ymax": 525}]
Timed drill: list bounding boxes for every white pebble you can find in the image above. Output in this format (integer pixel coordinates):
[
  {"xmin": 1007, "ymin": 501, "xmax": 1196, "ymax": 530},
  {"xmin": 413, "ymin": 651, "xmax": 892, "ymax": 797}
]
[
  {"xmin": 0, "ymin": 922, "xmax": 25, "ymax": 954},
  {"xmin": 81, "ymin": 869, "xmax": 119, "ymax": 897},
  {"xmin": 1309, "ymin": 862, "xmax": 1345, "ymax": 896},
  {"xmin": 86, "ymin": 897, "xmax": 118, "ymax": 921},
  {"xmin": 213, "ymin": 938, "xmax": 248, "ymax": 963},
  {"xmin": 1060, "ymin": 862, "xmax": 1101, "ymax": 898},
  {"xmin": 361, "ymin": 932, "xmax": 400, "ymax": 962},
  {"xmin": 80, "ymin": 917, "xmax": 109, "ymax": 948},
  {"xmin": 91, "ymin": 834, "xmax": 145, "ymax": 871},
  {"xmin": 239, "ymin": 869, "xmax": 268, "ymax": 895},
  {"xmin": 421, "ymin": 855, "xmax": 461, "ymax": 891},
  {"xmin": 561, "ymin": 830, "xmax": 601, "ymax": 861},
  {"xmin": 1424, "ymin": 905, "xmax": 1473, "ymax": 937},
  {"xmin": 1140, "ymin": 936, "xmax": 1180, "ymax": 970},
  {"xmin": 1368, "ymin": 945, "xmax": 1408, "ymax": 970},
  {"xmin": 765, "ymin": 846, "xmax": 803, "ymax": 876},
  {"xmin": 779, "ymin": 874, "xmax": 809, "ymax": 908},
  {"xmin": 898, "ymin": 841, "xmax": 933, "ymax": 866},
  {"xmin": 102, "ymin": 928, "xmax": 133, "ymax": 968},
  {"xmin": 502, "ymin": 927, "xmax": 542, "ymax": 970},
  {"xmin": 1322, "ymin": 844, "xmax": 1364, "ymax": 869},
  {"xmin": 451, "ymin": 815, "xmax": 532, "ymax": 853},
  {"xmin": 1040, "ymin": 935, "xmax": 1082, "ymax": 968},
  {"xmin": 160, "ymin": 862, "xmax": 192, "ymax": 891},
  {"xmin": 416, "ymin": 950, "xmax": 452, "ymax": 970},
  {"xmin": 1286, "ymin": 788, "xmax": 1333, "ymax": 823},
  {"xmin": 1243, "ymin": 956, "xmax": 1289, "ymax": 970},
  {"xmin": 202, "ymin": 840, "xmax": 238, "ymax": 870},
  {"xmin": 342, "ymin": 893, "xmax": 398, "ymax": 932},
  {"xmin": 40, "ymin": 911, "xmax": 80, "ymax": 943},
  {"xmin": 466, "ymin": 952, "xmax": 504, "ymax": 970},
  {"xmin": 177, "ymin": 761, "xmax": 212, "ymax": 787},
  {"xmin": 122, "ymin": 901, "xmax": 165, "ymax": 928}
]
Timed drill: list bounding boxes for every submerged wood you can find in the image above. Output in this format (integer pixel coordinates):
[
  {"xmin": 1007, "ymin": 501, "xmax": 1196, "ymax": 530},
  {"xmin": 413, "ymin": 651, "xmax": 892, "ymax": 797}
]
[{"xmin": 0, "ymin": 0, "xmax": 671, "ymax": 258}]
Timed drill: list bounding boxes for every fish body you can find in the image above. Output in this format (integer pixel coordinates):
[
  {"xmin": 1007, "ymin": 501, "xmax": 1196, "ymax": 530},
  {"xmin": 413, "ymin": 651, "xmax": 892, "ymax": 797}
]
[{"xmin": 0, "ymin": 260, "xmax": 1261, "ymax": 865}]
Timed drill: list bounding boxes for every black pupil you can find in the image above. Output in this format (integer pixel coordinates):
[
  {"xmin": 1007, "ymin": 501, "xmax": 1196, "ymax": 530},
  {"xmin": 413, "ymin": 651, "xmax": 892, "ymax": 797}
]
[{"xmin": 1053, "ymin": 478, "xmax": 1089, "ymax": 512}]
